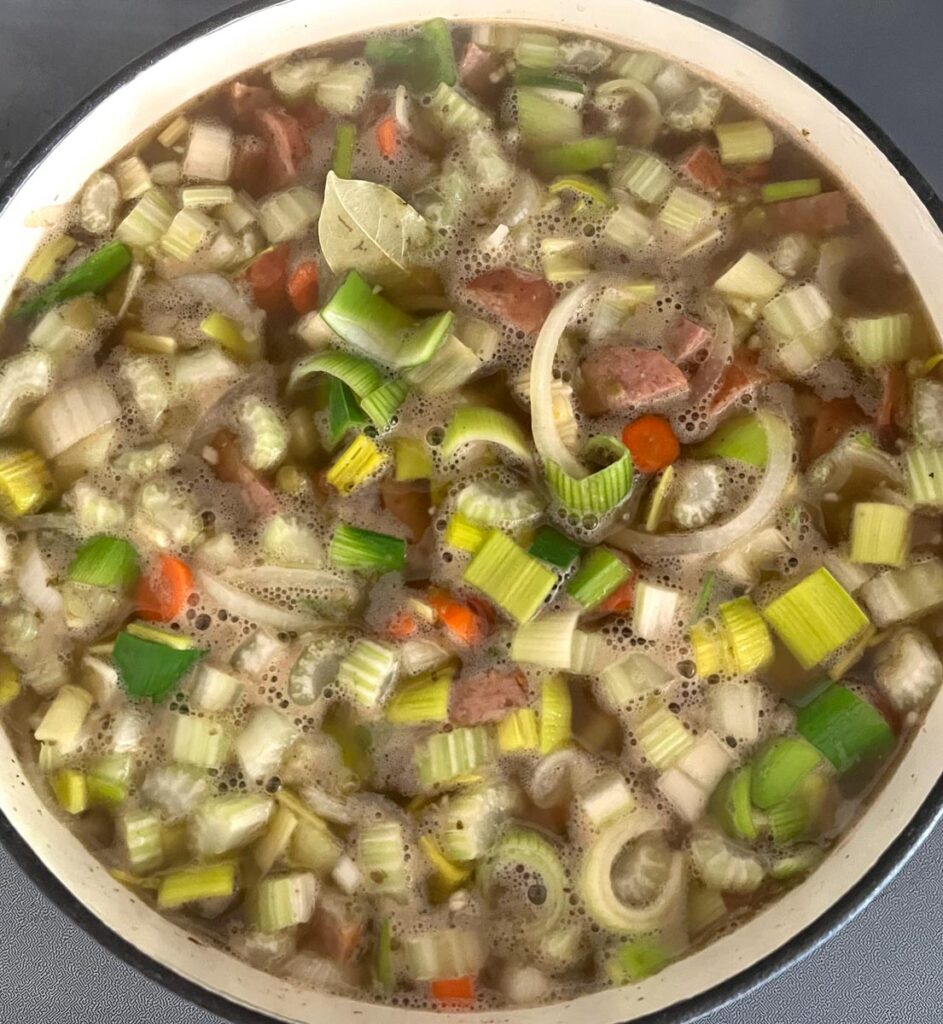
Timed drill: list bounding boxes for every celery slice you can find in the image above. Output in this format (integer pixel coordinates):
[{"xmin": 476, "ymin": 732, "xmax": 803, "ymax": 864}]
[
  {"xmin": 567, "ymin": 549, "xmax": 630, "ymax": 608},
  {"xmin": 511, "ymin": 610, "xmax": 579, "ymax": 669},
  {"xmin": 539, "ymin": 675, "xmax": 572, "ymax": 753},
  {"xmin": 415, "ymin": 725, "xmax": 493, "ymax": 787},
  {"xmin": 158, "ymin": 862, "xmax": 237, "ymax": 909},
  {"xmin": 761, "ymin": 178, "xmax": 821, "ymax": 203},
  {"xmin": 336, "ymin": 639, "xmax": 399, "ymax": 709},
  {"xmin": 905, "ymin": 446, "xmax": 943, "ymax": 506},
  {"xmin": 332, "ymin": 123, "xmax": 356, "ymax": 179},
  {"xmin": 533, "ymin": 136, "xmax": 617, "ymax": 177},
  {"xmin": 441, "ymin": 406, "xmax": 531, "ymax": 463},
  {"xmin": 849, "ymin": 502, "xmax": 910, "ymax": 567},
  {"xmin": 385, "ymin": 666, "xmax": 453, "ymax": 724},
  {"xmin": 714, "ymin": 119, "xmax": 774, "ymax": 165},
  {"xmin": 444, "ymin": 513, "xmax": 488, "ymax": 554},
  {"xmin": 463, "ymin": 530, "xmax": 556, "ymax": 622},
  {"xmin": 497, "ymin": 707, "xmax": 540, "ymax": 752},
  {"xmin": 694, "ymin": 414, "xmax": 768, "ymax": 468},
  {"xmin": 607, "ymin": 938, "xmax": 673, "ymax": 984}
]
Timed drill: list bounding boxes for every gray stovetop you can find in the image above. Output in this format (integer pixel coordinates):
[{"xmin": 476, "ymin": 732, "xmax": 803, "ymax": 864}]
[{"xmin": 0, "ymin": 2, "xmax": 940, "ymax": 1021}]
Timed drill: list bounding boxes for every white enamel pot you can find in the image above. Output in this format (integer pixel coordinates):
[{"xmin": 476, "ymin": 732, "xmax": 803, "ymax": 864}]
[{"xmin": 1, "ymin": 2, "xmax": 942, "ymax": 1022}]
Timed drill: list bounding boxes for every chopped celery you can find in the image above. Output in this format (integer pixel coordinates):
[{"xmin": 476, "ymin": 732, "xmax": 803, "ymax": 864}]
[
  {"xmin": 844, "ymin": 314, "xmax": 911, "ymax": 367},
  {"xmin": 115, "ymin": 190, "xmax": 175, "ymax": 247},
  {"xmin": 517, "ymin": 87, "xmax": 583, "ymax": 148},
  {"xmin": 385, "ymin": 666, "xmax": 453, "ymax": 724},
  {"xmin": 13, "ymin": 241, "xmax": 132, "ymax": 320},
  {"xmin": 905, "ymin": 446, "xmax": 943, "ymax": 506},
  {"xmin": 325, "ymin": 434, "xmax": 387, "ymax": 493},
  {"xmin": 258, "ymin": 187, "xmax": 322, "ymax": 244},
  {"xmin": 24, "ymin": 234, "xmax": 78, "ymax": 285},
  {"xmin": 860, "ymin": 558, "xmax": 943, "ymax": 626},
  {"xmin": 762, "ymin": 568, "xmax": 869, "ymax": 669},
  {"xmin": 657, "ymin": 187, "xmax": 714, "ymax": 240},
  {"xmin": 692, "ymin": 596, "xmax": 773, "ymax": 677},
  {"xmin": 714, "ymin": 251, "xmax": 785, "ymax": 306},
  {"xmin": 515, "ymin": 31, "xmax": 562, "ymax": 69},
  {"xmin": 441, "ymin": 406, "xmax": 531, "ymax": 463},
  {"xmin": 579, "ymin": 770, "xmax": 636, "ymax": 828},
  {"xmin": 252, "ymin": 872, "xmax": 318, "ymax": 932},
  {"xmin": 330, "ymin": 524, "xmax": 406, "ymax": 574},
  {"xmin": 567, "ymin": 548, "xmax": 630, "ymax": 608},
  {"xmin": 160, "ymin": 209, "xmax": 216, "ymax": 261},
  {"xmin": 540, "ymin": 238, "xmax": 590, "ymax": 283},
  {"xmin": 34, "ymin": 685, "xmax": 93, "ymax": 750},
  {"xmin": 633, "ymin": 705, "xmax": 694, "ymax": 771},
  {"xmin": 796, "ymin": 683, "xmax": 893, "ymax": 773},
  {"xmin": 539, "ymin": 675, "xmax": 572, "ymax": 752},
  {"xmin": 633, "ymin": 580, "xmax": 680, "ymax": 640},
  {"xmin": 511, "ymin": 610, "xmax": 579, "ymax": 669},
  {"xmin": 426, "ymin": 82, "xmax": 490, "ymax": 135},
  {"xmin": 191, "ymin": 794, "xmax": 272, "ymax": 857},
  {"xmin": 122, "ymin": 810, "xmax": 164, "ymax": 871},
  {"xmin": 714, "ymin": 120, "xmax": 774, "ymax": 165},
  {"xmin": 393, "ymin": 437, "xmax": 432, "ymax": 481},
  {"xmin": 463, "ymin": 529, "xmax": 556, "ymax": 622},
  {"xmin": 533, "ymin": 137, "xmax": 617, "ymax": 177},
  {"xmin": 113, "ymin": 631, "xmax": 204, "ymax": 702},
  {"xmin": 51, "ymin": 770, "xmax": 89, "ymax": 815},
  {"xmin": 415, "ymin": 725, "xmax": 493, "ymax": 787},
  {"xmin": 201, "ymin": 311, "xmax": 258, "ymax": 362},
  {"xmin": 598, "ymin": 652, "xmax": 672, "ymax": 707},
  {"xmin": 761, "ymin": 178, "xmax": 821, "ymax": 204},
  {"xmin": 404, "ymin": 928, "xmax": 484, "ymax": 982},
  {"xmin": 849, "ymin": 502, "xmax": 910, "ymax": 567},
  {"xmin": 67, "ymin": 535, "xmax": 139, "ymax": 591},
  {"xmin": 158, "ymin": 862, "xmax": 237, "ymax": 909},
  {"xmin": 336, "ymin": 639, "xmax": 399, "ymax": 709},
  {"xmin": 455, "ymin": 479, "xmax": 543, "ymax": 527},
  {"xmin": 529, "ymin": 524, "xmax": 581, "ymax": 568},
  {"xmin": 168, "ymin": 713, "xmax": 231, "ymax": 768},
  {"xmin": 358, "ymin": 820, "xmax": 408, "ymax": 894},
  {"xmin": 332, "ymin": 123, "xmax": 356, "ymax": 179},
  {"xmin": 611, "ymin": 150, "xmax": 673, "ymax": 205},
  {"xmin": 497, "ymin": 707, "xmax": 540, "ymax": 752}
]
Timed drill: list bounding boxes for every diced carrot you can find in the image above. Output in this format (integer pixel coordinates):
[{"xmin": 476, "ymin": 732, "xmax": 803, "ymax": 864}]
[
  {"xmin": 244, "ymin": 244, "xmax": 290, "ymax": 313},
  {"xmin": 621, "ymin": 415, "xmax": 680, "ymax": 473},
  {"xmin": 597, "ymin": 573, "xmax": 636, "ymax": 615},
  {"xmin": 385, "ymin": 610, "xmax": 418, "ymax": 640},
  {"xmin": 287, "ymin": 261, "xmax": 319, "ymax": 314},
  {"xmin": 135, "ymin": 555, "xmax": 194, "ymax": 622},
  {"xmin": 766, "ymin": 191, "xmax": 848, "ymax": 234},
  {"xmin": 679, "ymin": 144, "xmax": 728, "ymax": 193},
  {"xmin": 428, "ymin": 588, "xmax": 490, "ymax": 646},
  {"xmin": 805, "ymin": 396, "xmax": 867, "ymax": 465},
  {"xmin": 430, "ymin": 976, "xmax": 476, "ymax": 1003},
  {"xmin": 375, "ymin": 116, "xmax": 398, "ymax": 158}
]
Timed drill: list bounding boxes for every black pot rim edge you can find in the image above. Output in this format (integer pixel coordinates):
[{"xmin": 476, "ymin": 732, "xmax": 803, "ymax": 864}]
[{"xmin": 1, "ymin": 1, "xmax": 942, "ymax": 1022}]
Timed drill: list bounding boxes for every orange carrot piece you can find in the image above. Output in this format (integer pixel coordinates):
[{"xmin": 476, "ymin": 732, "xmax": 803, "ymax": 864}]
[
  {"xmin": 287, "ymin": 261, "xmax": 319, "ymax": 314},
  {"xmin": 385, "ymin": 610, "xmax": 418, "ymax": 640},
  {"xmin": 244, "ymin": 244, "xmax": 290, "ymax": 313},
  {"xmin": 428, "ymin": 589, "xmax": 490, "ymax": 646},
  {"xmin": 375, "ymin": 116, "xmax": 397, "ymax": 158},
  {"xmin": 135, "ymin": 555, "xmax": 194, "ymax": 622},
  {"xmin": 621, "ymin": 415, "xmax": 680, "ymax": 474},
  {"xmin": 597, "ymin": 573, "xmax": 636, "ymax": 615},
  {"xmin": 430, "ymin": 976, "xmax": 476, "ymax": 1003}
]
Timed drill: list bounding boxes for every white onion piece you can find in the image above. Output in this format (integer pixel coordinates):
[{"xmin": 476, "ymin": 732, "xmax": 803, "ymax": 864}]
[
  {"xmin": 175, "ymin": 273, "xmax": 264, "ymax": 339},
  {"xmin": 610, "ymin": 411, "xmax": 794, "ymax": 558},
  {"xmin": 530, "ymin": 281, "xmax": 593, "ymax": 479},
  {"xmin": 594, "ymin": 78, "xmax": 662, "ymax": 146},
  {"xmin": 17, "ymin": 536, "xmax": 63, "ymax": 618},
  {"xmin": 689, "ymin": 299, "xmax": 734, "ymax": 403},
  {"xmin": 196, "ymin": 570, "xmax": 324, "ymax": 632},
  {"xmin": 219, "ymin": 565, "xmax": 361, "ymax": 605}
]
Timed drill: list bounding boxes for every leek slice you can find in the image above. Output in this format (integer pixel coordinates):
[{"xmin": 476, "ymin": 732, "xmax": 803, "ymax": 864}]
[
  {"xmin": 580, "ymin": 810, "xmax": 684, "ymax": 933},
  {"xmin": 545, "ymin": 436, "xmax": 634, "ymax": 515},
  {"xmin": 441, "ymin": 406, "xmax": 531, "ymax": 463}
]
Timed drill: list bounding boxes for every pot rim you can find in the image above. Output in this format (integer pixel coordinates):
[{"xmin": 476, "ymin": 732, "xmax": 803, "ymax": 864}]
[{"xmin": 1, "ymin": 2, "xmax": 942, "ymax": 1023}]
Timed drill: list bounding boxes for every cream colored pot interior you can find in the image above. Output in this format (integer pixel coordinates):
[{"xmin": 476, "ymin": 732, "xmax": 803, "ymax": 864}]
[{"xmin": 2, "ymin": 1, "xmax": 943, "ymax": 1021}]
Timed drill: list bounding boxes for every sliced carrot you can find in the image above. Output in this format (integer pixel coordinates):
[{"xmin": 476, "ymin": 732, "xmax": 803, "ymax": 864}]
[
  {"xmin": 739, "ymin": 161, "xmax": 771, "ymax": 182},
  {"xmin": 375, "ymin": 116, "xmax": 397, "ymax": 158},
  {"xmin": 428, "ymin": 588, "xmax": 490, "ymax": 646},
  {"xmin": 287, "ymin": 260, "xmax": 319, "ymax": 314},
  {"xmin": 621, "ymin": 415, "xmax": 680, "ymax": 474},
  {"xmin": 597, "ymin": 574, "xmax": 636, "ymax": 615},
  {"xmin": 679, "ymin": 144, "xmax": 728, "ymax": 193},
  {"xmin": 244, "ymin": 244, "xmax": 290, "ymax": 313},
  {"xmin": 385, "ymin": 610, "xmax": 418, "ymax": 640},
  {"xmin": 136, "ymin": 555, "xmax": 194, "ymax": 622},
  {"xmin": 430, "ymin": 975, "xmax": 476, "ymax": 1003}
]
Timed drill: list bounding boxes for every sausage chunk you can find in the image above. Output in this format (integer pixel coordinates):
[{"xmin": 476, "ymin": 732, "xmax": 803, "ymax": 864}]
[
  {"xmin": 450, "ymin": 669, "xmax": 528, "ymax": 726},
  {"xmin": 580, "ymin": 345, "xmax": 689, "ymax": 416},
  {"xmin": 465, "ymin": 268, "xmax": 555, "ymax": 335},
  {"xmin": 767, "ymin": 192, "xmax": 848, "ymax": 235}
]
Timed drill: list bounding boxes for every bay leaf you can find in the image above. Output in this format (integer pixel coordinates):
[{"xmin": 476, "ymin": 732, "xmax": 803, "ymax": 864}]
[{"xmin": 318, "ymin": 171, "xmax": 432, "ymax": 293}]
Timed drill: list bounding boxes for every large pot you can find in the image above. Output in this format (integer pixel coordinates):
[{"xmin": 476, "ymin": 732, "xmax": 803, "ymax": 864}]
[{"xmin": 1, "ymin": 2, "xmax": 942, "ymax": 1022}]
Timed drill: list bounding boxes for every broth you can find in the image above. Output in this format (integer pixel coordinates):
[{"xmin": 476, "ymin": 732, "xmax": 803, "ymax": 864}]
[{"xmin": 0, "ymin": 17, "xmax": 940, "ymax": 1009}]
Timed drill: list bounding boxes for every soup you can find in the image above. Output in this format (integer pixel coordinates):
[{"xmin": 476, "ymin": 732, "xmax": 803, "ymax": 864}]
[{"xmin": 0, "ymin": 16, "xmax": 941, "ymax": 1009}]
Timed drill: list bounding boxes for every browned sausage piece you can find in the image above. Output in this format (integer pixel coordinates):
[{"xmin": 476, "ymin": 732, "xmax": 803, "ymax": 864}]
[
  {"xmin": 256, "ymin": 107, "xmax": 310, "ymax": 188},
  {"xmin": 464, "ymin": 268, "xmax": 555, "ymax": 335},
  {"xmin": 664, "ymin": 316, "xmax": 711, "ymax": 363},
  {"xmin": 458, "ymin": 42, "xmax": 508, "ymax": 104},
  {"xmin": 579, "ymin": 345, "xmax": 689, "ymax": 416},
  {"xmin": 209, "ymin": 430, "xmax": 280, "ymax": 518},
  {"xmin": 450, "ymin": 669, "xmax": 529, "ymax": 726},
  {"xmin": 766, "ymin": 192, "xmax": 848, "ymax": 235}
]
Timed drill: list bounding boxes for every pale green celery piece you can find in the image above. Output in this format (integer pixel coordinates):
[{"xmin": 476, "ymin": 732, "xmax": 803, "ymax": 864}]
[
  {"xmin": 182, "ymin": 121, "xmax": 233, "ymax": 181},
  {"xmin": 463, "ymin": 530, "xmax": 556, "ymax": 623},
  {"xmin": 115, "ymin": 189, "xmax": 175, "ymax": 247},
  {"xmin": 258, "ymin": 188, "xmax": 322, "ymax": 244},
  {"xmin": 158, "ymin": 862, "xmax": 237, "ymax": 909},
  {"xmin": 715, "ymin": 119, "xmax": 775, "ymax": 165},
  {"xmin": 657, "ymin": 187, "xmax": 714, "ymax": 239}
]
